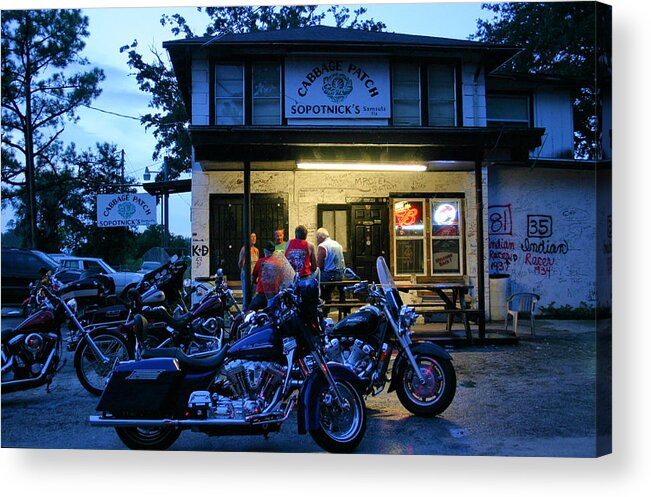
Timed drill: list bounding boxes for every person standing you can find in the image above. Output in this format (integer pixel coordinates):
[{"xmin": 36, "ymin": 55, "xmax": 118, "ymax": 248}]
[
  {"xmin": 316, "ymin": 227, "xmax": 346, "ymax": 314},
  {"xmin": 273, "ymin": 227, "xmax": 288, "ymax": 254},
  {"xmin": 248, "ymin": 241, "xmax": 282, "ymax": 311},
  {"xmin": 285, "ymin": 225, "xmax": 317, "ymax": 278},
  {"xmin": 238, "ymin": 232, "xmax": 259, "ymax": 306}
]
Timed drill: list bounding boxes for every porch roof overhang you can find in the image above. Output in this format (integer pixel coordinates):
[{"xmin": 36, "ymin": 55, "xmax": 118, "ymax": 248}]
[
  {"xmin": 142, "ymin": 179, "xmax": 192, "ymax": 195},
  {"xmin": 189, "ymin": 126, "xmax": 545, "ymax": 168}
]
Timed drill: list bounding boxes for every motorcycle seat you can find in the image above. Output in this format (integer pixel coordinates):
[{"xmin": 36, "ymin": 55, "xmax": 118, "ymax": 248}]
[{"xmin": 140, "ymin": 345, "xmax": 229, "ymax": 373}]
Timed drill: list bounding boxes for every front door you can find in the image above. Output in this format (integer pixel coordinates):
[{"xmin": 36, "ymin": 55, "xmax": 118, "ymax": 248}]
[
  {"xmin": 209, "ymin": 194, "xmax": 288, "ymax": 280},
  {"xmin": 350, "ymin": 201, "xmax": 390, "ymax": 282}
]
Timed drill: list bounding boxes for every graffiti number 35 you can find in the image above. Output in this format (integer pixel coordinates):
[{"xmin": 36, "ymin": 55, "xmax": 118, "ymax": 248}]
[{"xmin": 527, "ymin": 215, "xmax": 553, "ymax": 238}]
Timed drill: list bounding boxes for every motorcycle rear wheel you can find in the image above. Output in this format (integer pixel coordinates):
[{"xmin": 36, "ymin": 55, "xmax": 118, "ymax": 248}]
[
  {"xmin": 115, "ymin": 426, "xmax": 180, "ymax": 451},
  {"xmin": 396, "ymin": 354, "xmax": 456, "ymax": 417},
  {"xmin": 74, "ymin": 329, "xmax": 133, "ymax": 396},
  {"xmin": 309, "ymin": 379, "xmax": 367, "ymax": 453}
]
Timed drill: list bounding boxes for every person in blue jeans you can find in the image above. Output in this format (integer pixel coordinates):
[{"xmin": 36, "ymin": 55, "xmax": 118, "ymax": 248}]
[
  {"xmin": 316, "ymin": 227, "xmax": 346, "ymax": 315},
  {"xmin": 238, "ymin": 232, "xmax": 259, "ymax": 306}
]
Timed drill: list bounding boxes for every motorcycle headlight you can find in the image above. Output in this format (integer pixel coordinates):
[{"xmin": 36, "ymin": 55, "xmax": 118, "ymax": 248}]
[{"xmin": 66, "ymin": 298, "xmax": 78, "ymax": 315}]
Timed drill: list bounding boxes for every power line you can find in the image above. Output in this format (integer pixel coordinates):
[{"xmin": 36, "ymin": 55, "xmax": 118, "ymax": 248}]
[{"xmin": 82, "ymin": 104, "xmax": 141, "ymax": 121}]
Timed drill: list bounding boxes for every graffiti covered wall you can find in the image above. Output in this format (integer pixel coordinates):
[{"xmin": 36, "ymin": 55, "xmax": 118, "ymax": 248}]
[{"xmin": 488, "ymin": 166, "xmax": 602, "ymax": 309}]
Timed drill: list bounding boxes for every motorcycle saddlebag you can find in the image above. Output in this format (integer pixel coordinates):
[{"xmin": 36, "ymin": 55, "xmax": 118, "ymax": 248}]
[{"xmin": 96, "ymin": 358, "xmax": 184, "ymax": 414}]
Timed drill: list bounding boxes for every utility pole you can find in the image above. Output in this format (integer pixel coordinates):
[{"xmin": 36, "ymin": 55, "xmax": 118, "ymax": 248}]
[
  {"xmin": 120, "ymin": 149, "xmax": 125, "ymax": 183},
  {"xmin": 163, "ymin": 157, "xmax": 170, "ymax": 249},
  {"xmin": 24, "ymin": 12, "xmax": 37, "ymax": 249}
]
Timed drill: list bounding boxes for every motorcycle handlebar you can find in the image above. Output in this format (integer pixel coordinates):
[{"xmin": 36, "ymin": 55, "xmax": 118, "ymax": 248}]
[{"xmin": 343, "ymin": 281, "xmax": 368, "ymax": 293}]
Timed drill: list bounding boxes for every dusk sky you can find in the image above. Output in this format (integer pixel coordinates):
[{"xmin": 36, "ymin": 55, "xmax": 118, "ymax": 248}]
[{"xmin": 2, "ymin": 1, "xmax": 493, "ymax": 239}]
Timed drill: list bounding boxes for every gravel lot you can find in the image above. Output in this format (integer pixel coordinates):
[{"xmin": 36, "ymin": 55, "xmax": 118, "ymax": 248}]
[{"xmin": 1, "ymin": 311, "xmax": 610, "ymax": 457}]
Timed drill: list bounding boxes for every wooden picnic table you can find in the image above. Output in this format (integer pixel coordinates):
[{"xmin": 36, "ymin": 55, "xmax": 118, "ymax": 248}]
[
  {"xmin": 393, "ymin": 282, "xmax": 482, "ymax": 343},
  {"xmin": 320, "ymin": 280, "xmax": 484, "ymax": 343}
]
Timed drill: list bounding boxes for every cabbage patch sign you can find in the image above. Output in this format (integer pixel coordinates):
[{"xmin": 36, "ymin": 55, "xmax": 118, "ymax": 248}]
[
  {"xmin": 285, "ymin": 57, "xmax": 390, "ymax": 119},
  {"xmin": 96, "ymin": 193, "xmax": 156, "ymax": 228}
]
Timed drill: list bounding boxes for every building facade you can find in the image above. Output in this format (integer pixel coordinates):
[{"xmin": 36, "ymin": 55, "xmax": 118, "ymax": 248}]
[{"xmin": 165, "ymin": 25, "xmax": 610, "ymax": 318}]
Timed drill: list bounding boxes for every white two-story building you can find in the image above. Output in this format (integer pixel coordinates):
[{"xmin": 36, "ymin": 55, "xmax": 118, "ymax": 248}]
[{"xmin": 163, "ymin": 25, "xmax": 611, "ymax": 319}]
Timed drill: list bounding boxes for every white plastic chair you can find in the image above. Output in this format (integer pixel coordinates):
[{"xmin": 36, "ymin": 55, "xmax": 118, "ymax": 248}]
[{"xmin": 505, "ymin": 293, "xmax": 540, "ymax": 336}]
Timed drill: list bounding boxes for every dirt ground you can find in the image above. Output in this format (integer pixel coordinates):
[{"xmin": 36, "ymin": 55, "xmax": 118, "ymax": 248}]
[{"xmin": 1, "ymin": 313, "xmax": 610, "ymax": 457}]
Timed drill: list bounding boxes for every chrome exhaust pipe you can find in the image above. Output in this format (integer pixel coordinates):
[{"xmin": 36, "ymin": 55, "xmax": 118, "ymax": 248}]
[
  {"xmin": 89, "ymin": 416, "xmax": 252, "ymax": 428},
  {"xmin": 89, "ymin": 396, "xmax": 298, "ymax": 428}
]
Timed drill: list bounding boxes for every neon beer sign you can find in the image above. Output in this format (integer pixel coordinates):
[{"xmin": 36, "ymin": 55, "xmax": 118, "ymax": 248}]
[{"xmin": 395, "ymin": 201, "xmax": 420, "ymax": 227}]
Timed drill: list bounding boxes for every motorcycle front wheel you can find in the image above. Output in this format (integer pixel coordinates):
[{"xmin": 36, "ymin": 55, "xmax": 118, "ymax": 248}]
[
  {"xmin": 396, "ymin": 354, "xmax": 456, "ymax": 417},
  {"xmin": 115, "ymin": 426, "xmax": 180, "ymax": 451},
  {"xmin": 74, "ymin": 329, "xmax": 133, "ymax": 396},
  {"xmin": 310, "ymin": 379, "xmax": 367, "ymax": 453}
]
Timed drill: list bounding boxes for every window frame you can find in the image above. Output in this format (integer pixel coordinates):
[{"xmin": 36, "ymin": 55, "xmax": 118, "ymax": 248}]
[
  {"xmin": 393, "ymin": 197, "xmax": 428, "ymax": 276},
  {"xmin": 486, "ymin": 91, "xmax": 533, "ymax": 128},
  {"xmin": 391, "ymin": 62, "xmax": 422, "ymax": 127},
  {"xmin": 252, "ymin": 61, "xmax": 282, "ymax": 125},
  {"xmin": 430, "ymin": 198, "xmax": 465, "ymax": 276},
  {"xmin": 213, "ymin": 62, "xmax": 245, "ymax": 126},
  {"xmin": 426, "ymin": 63, "xmax": 458, "ymax": 127}
]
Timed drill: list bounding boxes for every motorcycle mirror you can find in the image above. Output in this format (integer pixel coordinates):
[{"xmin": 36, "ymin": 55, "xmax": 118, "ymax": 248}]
[
  {"xmin": 170, "ymin": 254, "xmax": 178, "ymax": 263},
  {"xmin": 344, "ymin": 268, "xmax": 360, "ymax": 280}
]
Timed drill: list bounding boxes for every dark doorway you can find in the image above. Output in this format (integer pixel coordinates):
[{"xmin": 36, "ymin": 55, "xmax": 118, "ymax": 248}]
[
  {"xmin": 209, "ymin": 194, "xmax": 288, "ymax": 280},
  {"xmin": 317, "ymin": 204, "xmax": 351, "ymax": 270},
  {"xmin": 350, "ymin": 201, "xmax": 390, "ymax": 282}
]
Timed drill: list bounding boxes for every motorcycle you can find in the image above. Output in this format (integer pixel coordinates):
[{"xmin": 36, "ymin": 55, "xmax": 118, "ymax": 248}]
[
  {"xmin": 21, "ymin": 269, "xmax": 63, "ymax": 317},
  {"xmin": 89, "ymin": 271, "xmax": 368, "ymax": 453},
  {"xmin": 70, "ymin": 255, "xmax": 190, "ymax": 330},
  {"xmin": 127, "ymin": 269, "xmax": 243, "ymax": 357},
  {"xmin": 321, "ymin": 256, "xmax": 457, "ymax": 417},
  {"xmin": 2, "ymin": 281, "xmax": 132, "ymax": 395}
]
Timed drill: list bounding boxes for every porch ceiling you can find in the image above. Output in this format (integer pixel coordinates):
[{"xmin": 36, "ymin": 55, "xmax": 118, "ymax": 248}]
[{"xmin": 189, "ymin": 126, "xmax": 544, "ymax": 167}]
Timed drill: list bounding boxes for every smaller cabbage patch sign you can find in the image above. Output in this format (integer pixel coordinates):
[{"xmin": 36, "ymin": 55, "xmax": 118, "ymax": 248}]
[{"xmin": 96, "ymin": 193, "xmax": 157, "ymax": 228}]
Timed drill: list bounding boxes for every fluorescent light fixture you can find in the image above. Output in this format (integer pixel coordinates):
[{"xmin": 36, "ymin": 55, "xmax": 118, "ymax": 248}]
[{"xmin": 296, "ymin": 162, "xmax": 427, "ymax": 172}]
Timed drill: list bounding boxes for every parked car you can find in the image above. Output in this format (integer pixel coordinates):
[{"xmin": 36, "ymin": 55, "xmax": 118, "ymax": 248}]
[
  {"xmin": 1, "ymin": 248, "xmax": 59, "ymax": 305},
  {"xmin": 58, "ymin": 257, "xmax": 143, "ymax": 298},
  {"xmin": 138, "ymin": 260, "xmax": 163, "ymax": 274},
  {"xmin": 47, "ymin": 252, "xmax": 69, "ymax": 265}
]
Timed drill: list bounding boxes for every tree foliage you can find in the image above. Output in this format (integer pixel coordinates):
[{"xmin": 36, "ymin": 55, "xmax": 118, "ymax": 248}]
[
  {"xmin": 472, "ymin": 2, "xmax": 611, "ymax": 159},
  {"xmin": 121, "ymin": 5, "xmax": 386, "ymax": 179},
  {"xmin": 1, "ymin": 9, "xmax": 105, "ymax": 245}
]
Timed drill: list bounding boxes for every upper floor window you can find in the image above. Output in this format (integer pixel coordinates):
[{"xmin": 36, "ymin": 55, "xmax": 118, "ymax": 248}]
[
  {"xmin": 392, "ymin": 63, "xmax": 421, "ymax": 126},
  {"xmin": 252, "ymin": 62, "xmax": 281, "ymax": 125},
  {"xmin": 486, "ymin": 94, "xmax": 531, "ymax": 127},
  {"xmin": 215, "ymin": 64, "xmax": 244, "ymax": 125},
  {"xmin": 427, "ymin": 64, "xmax": 457, "ymax": 126}
]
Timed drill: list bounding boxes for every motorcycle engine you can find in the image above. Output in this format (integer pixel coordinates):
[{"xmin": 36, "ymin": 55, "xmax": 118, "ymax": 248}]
[
  {"xmin": 7, "ymin": 332, "xmax": 57, "ymax": 379},
  {"xmin": 212, "ymin": 360, "xmax": 286, "ymax": 419},
  {"xmin": 324, "ymin": 338, "xmax": 375, "ymax": 377}
]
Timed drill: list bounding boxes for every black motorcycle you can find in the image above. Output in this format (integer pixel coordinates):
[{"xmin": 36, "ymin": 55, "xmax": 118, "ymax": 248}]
[
  {"xmin": 89, "ymin": 271, "xmax": 368, "ymax": 453},
  {"xmin": 321, "ymin": 256, "xmax": 456, "ymax": 417},
  {"xmin": 126, "ymin": 269, "xmax": 242, "ymax": 357}
]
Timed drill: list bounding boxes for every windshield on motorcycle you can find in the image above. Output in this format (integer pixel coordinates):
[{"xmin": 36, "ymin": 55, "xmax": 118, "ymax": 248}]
[{"xmin": 376, "ymin": 256, "xmax": 403, "ymax": 317}]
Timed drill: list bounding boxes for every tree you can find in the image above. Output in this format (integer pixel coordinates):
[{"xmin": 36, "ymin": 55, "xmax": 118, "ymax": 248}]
[
  {"xmin": 121, "ymin": 5, "xmax": 386, "ymax": 180},
  {"xmin": 472, "ymin": 2, "xmax": 611, "ymax": 159},
  {"xmin": 1, "ymin": 9, "xmax": 105, "ymax": 248}
]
